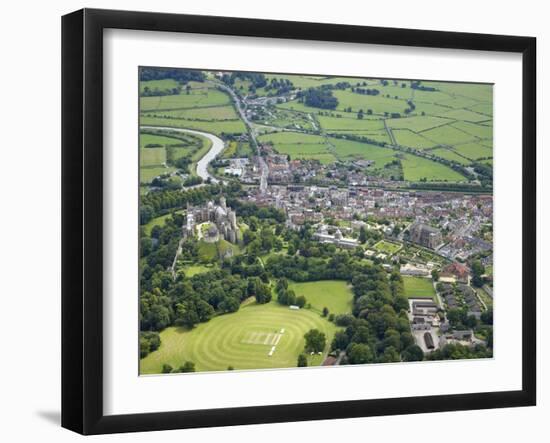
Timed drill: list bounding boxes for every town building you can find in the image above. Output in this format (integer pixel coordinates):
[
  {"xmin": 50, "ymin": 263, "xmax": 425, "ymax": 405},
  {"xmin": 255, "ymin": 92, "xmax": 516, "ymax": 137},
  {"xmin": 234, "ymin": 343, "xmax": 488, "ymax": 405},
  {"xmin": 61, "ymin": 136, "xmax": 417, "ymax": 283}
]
[
  {"xmin": 313, "ymin": 225, "xmax": 359, "ymax": 249},
  {"xmin": 409, "ymin": 222, "xmax": 443, "ymax": 249}
]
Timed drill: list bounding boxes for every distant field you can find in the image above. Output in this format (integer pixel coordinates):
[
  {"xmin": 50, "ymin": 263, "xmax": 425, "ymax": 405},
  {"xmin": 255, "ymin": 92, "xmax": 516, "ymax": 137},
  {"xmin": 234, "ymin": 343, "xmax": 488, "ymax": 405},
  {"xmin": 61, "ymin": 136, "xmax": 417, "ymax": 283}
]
[
  {"xmin": 140, "ymin": 300, "xmax": 339, "ymax": 373},
  {"xmin": 140, "ymin": 166, "xmax": 174, "ymax": 184},
  {"xmin": 140, "ymin": 87, "xmax": 230, "ymax": 112},
  {"xmin": 373, "ymin": 240, "xmax": 402, "ymax": 255},
  {"xmin": 386, "ymin": 115, "xmax": 450, "ymax": 132},
  {"xmin": 422, "ymin": 124, "xmax": 477, "ymax": 146},
  {"xmin": 400, "ymin": 153, "xmax": 466, "ymax": 182},
  {"xmin": 140, "ymin": 79, "xmax": 179, "ymax": 94},
  {"xmin": 329, "ymin": 138, "xmax": 396, "ymax": 164},
  {"xmin": 140, "ymin": 133, "xmax": 184, "ymax": 148},
  {"xmin": 403, "ymin": 276, "xmax": 437, "ymax": 301},
  {"xmin": 317, "ymin": 115, "xmax": 385, "ymax": 131},
  {"xmin": 333, "ymin": 90, "xmax": 408, "ymax": 115},
  {"xmin": 392, "ymin": 129, "xmax": 436, "ymax": 150},
  {"xmin": 140, "ymin": 147, "xmax": 166, "ymax": 168},
  {"xmin": 453, "ymin": 142, "xmax": 493, "ymax": 160},
  {"xmin": 140, "ymin": 116, "xmax": 246, "ymax": 136},
  {"xmin": 430, "ymin": 148, "xmax": 472, "ymax": 165},
  {"xmin": 147, "ymin": 105, "xmax": 238, "ymax": 120},
  {"xmin": 289, "ymin": 280, "xmax": 353, "ymax": 315},
  {"xmin": 440, "ymin": 108, "xmax": 491, "ymax": 123},
  {"xmin": 258, "ymin": 131, "xmax": 326, "ymax": 145},
  {"xmin": 451, "ymin": 121, "xmax": 493, "ymax": 139}
]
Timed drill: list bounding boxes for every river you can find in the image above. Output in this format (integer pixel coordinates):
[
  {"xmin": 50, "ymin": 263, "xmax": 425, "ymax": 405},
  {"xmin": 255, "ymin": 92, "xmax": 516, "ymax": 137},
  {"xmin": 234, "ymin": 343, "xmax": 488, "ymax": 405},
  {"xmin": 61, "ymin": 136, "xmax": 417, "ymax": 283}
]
[{"xmin": 141, "ymin": 126, "xmax": 225, "ymax": 184}]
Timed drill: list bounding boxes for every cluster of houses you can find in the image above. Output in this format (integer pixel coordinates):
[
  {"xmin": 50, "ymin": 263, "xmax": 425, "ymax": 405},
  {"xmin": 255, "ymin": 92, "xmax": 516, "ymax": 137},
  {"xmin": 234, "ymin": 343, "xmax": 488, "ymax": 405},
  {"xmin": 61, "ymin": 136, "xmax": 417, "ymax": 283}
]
[{"xmin": 438, "ymin": 282, "xmax": 483, "ymax": 319}]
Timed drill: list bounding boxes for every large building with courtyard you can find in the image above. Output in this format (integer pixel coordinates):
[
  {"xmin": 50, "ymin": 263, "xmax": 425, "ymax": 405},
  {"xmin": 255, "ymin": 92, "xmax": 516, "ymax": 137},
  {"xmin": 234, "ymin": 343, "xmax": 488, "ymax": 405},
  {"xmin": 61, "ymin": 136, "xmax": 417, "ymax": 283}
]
[{"xmin": 184, "ymin": 197, "xmax": 239, "ymax": 244}]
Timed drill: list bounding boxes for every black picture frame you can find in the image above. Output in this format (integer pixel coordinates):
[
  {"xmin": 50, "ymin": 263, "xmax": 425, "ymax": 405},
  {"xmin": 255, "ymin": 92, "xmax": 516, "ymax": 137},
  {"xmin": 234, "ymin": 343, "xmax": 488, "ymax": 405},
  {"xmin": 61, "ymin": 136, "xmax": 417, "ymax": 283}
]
[{"xmin": 62, "ymin": 8, "xmax": 537, "ymax": 435}]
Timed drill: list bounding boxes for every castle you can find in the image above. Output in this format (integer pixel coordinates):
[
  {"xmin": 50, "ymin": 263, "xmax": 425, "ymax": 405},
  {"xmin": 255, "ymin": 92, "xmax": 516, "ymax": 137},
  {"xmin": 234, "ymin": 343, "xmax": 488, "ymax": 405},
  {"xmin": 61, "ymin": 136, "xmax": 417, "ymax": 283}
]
[{"xmin": 184, "ymin": 197, "xmax": 238, "ymax": 244}]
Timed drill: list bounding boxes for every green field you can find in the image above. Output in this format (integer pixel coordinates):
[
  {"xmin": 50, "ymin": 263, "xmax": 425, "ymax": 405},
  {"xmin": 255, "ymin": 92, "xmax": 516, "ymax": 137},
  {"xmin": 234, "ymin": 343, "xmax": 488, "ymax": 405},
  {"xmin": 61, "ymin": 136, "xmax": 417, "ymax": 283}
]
[
  {"xmin": 403, "ymin": 276, "xmax": 437, "ymax": 301},
  {"xmin": 386, "ymin": 115, "xmax": 450, "ymax": 132},
  {"xmin": 400, "ymin": 153, "xmax": 466, "ymax": 182},
  {"xmin": 373, "ymin": 240, "xmax": 402, "ymax": 255},
  {"xmin": 392, "ymin": 129, "xmax": 436, "ymax": 150},
  {"xmin": 140, "ymin": 86, "xmax": 230, "ymax": 111},
  {"xmin": 140, "ymin": 300, "xmax": 339, "ymax": 373},
  {"xmin": 258, "ymin": 131, "xmax": 326, "ymax": 145},
  {"xmin": 143, "ymin": 210, "xmax": 184, "ymax": 235},
  {"xmin": 140, "ymin": 116, "xmax": 246, "ymax": 137},
  {"xmin": 317, "ymin": 115, "xmax": 385, "ymax": 131},
  {"xmin": 140, "ymin": 79, "xmax": 179, "ymax": 94},
  {"xmin": 289, "ymin": 280, "xmax": 353, "ymax": 315},
  {"xmin": 430, "ymin": 148, "xmax": 472, "ymax": 165},
  {"xmin": 453, "ymin": 142, "xmax": 493, "ymax": 160},
  {"xmin": 148, "ymin": 105, "xmax": 239, "ymax": 120}
]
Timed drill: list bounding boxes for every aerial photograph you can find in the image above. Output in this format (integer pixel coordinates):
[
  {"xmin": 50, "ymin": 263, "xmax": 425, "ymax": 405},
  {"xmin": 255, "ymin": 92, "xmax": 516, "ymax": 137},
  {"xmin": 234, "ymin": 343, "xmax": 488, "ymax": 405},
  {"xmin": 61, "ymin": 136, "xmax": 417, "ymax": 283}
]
[{"xmin": 138, "ymin": 67, "xmax": 494, "ymax": 374}]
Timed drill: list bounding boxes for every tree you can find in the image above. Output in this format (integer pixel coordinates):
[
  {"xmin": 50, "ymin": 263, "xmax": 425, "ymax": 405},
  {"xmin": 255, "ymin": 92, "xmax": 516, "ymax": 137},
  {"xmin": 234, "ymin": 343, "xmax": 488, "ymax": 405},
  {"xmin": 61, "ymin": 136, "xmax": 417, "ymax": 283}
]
[
  {"xmin": 296, "ymin": 295, "xmax": 306, "ymax": 308},
  {"xmin": 178, "ymin": 361, "xmax": 196, "ymax": 373},
  {"xmin": 162, "ymin": 363, "xmax": 173, "ymax": 373},
  {"xmin": 322, "ymin": 307, "xmax": 329, "ymax": 317},
  {"xmin": 402, "ymin": 344, "xmax": 424, "ymax": 362},
  {"xmin": 297, "ymin": 354, "xmax": 308, "ymax": 367},
  {"xmin": 359, "ymin": 226, "xmax": 367, "ymax": 244},
  {"xmin": 304, "ymin": 329, "xmax": 326, "ymax": 353},
  {"xmin": 347, "ymin": 343, "xmax": 374, "ymax": 364},
  {"xmin": 380, "ymin": 346, "xmax": 401, "ymax": 363},
  {"xmin": 431, "ymin": 269, "xmax": 440, "ymax": 281},
  {"xmin": 331, "ymin": 331, "xmax": 349, "ymax": 351}
]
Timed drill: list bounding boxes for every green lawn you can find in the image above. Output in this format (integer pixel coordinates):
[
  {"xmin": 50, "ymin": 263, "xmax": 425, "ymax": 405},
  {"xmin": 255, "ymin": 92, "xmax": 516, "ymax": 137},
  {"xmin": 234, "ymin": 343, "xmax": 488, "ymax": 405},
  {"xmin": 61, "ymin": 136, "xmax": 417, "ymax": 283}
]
[
  {"xmin": 373, "ymin": 240, "xmax": 402, "ymax": 255},
  {"xmin": 143, "ymin": 210, "xmax": 184, "ymax": 235},
  {"xmin": 403, "ymin": 276, "xmax": 437, "ymax": 301},
  {"xmin": 182, "ymin": 264, "xmax": 212, "ymax": 277},
  {"xmin": 197, "ymin": 239, "xmax": 241, "ymax": 262},
  {"xmin": 289, "ymin": 280, "xmax": 353, "ymax": 315},
  {"xmin": 140, "ymin": 300, "xmax": 339, "ymax": 373}
]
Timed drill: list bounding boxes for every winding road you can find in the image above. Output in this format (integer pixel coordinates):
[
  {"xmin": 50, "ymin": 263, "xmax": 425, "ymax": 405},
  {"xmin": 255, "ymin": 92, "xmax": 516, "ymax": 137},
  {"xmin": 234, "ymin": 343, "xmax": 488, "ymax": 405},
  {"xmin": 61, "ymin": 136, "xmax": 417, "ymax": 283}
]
[
  {"xmin": 208, "ymin": 80, "xmax": 269, "ymax": 193},
  {"xmin": 141, "ymin": 126, "xmax": 225, "ymax": 184}
]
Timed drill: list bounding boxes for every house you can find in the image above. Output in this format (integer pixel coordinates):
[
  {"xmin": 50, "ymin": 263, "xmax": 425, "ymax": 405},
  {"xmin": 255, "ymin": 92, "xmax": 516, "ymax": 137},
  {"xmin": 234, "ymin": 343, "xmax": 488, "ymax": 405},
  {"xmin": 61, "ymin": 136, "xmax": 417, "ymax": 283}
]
[{"xmin": 441, "ymin": 262, "xmax": 470, "ymax": 283}]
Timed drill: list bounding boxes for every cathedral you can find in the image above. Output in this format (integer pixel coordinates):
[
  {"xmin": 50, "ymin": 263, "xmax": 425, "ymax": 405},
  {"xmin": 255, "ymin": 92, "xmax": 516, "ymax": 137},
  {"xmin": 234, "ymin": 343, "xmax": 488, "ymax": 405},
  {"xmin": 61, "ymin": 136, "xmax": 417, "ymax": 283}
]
[{"xmin": 184, "ymin": 197, "xmax": 239, "ymax": 244}]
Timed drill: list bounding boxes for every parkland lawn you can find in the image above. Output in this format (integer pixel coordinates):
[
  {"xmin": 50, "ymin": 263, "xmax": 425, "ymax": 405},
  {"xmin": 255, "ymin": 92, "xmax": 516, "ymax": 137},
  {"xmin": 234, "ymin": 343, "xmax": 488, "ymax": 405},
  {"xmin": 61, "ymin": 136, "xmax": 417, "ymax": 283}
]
[
  {"xmin": 403, "ymin": 276, "xmax": 437, "ymax": 302},
  {"xmin": 140, "ymin": 300, "xmax": 339, "ymax": 374},
  {"xmin": 289, "ymin": 280, "xmax": 353, "ymax": 315}
]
